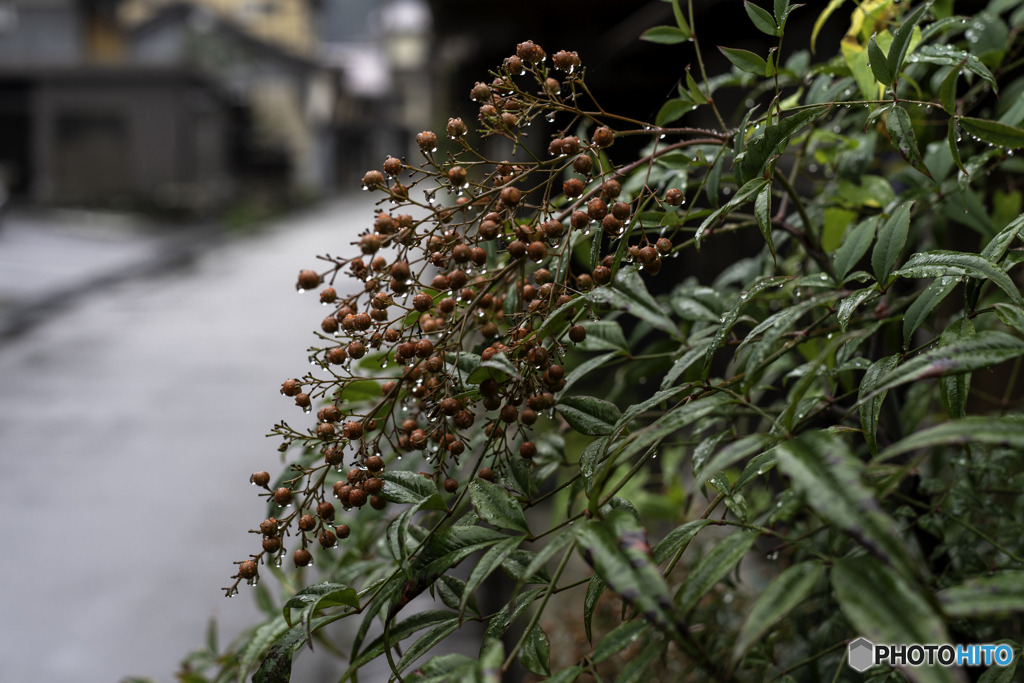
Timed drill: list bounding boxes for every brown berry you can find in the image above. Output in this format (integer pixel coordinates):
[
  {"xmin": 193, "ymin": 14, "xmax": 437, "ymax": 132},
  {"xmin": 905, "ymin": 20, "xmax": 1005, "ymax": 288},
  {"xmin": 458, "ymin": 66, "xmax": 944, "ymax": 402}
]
[
  {"xmin": 344, "ymin": 421, "xmax": 364, "ymax": 440},
  {"xmin": 665, "ymin": 188, "xmax": 684, "ymax": 206},
  {"xmin": 366, "ymin": 455, "xmax": 385, "ymax": 472},
  {"xmin": 508, "ymin": 241, "xmax": 527, "ymax": 260},
  {"xmin": 335, "ymin": 524, "xmax": 351, "ymax": 539},
  {"xmin": 363, "ymin": 170, "xmax": 384, "ymax": 188},
  {"xmin": 570, "ymin": 211, "xmax": 589, "ymax": 231},
  {"xmin": 364, "ymin": 477, "xmax": 383, "ymax": 494},
  {"xmin": 527, "ymin": 241, "xmax": 548, "ymax": 262},
  {"xmin": 281, "ymin": 378, "xmax": 301, "ymax": 396},
  {"xmin": 318, "ymin": 502, "xmax": 336, "ymax": 520},
  {"xmin": 593, "ymin": 266, "xmax": 611, "ymax": 285},
  {"xmin": 500, "ymin": 404, "xmax": 519, "ymax": 423},
  {"xmin": 517, "ymin": 40, "xmax": 546, "ymax": 63},
  {"xmin": 602, "ymin": 179, "xmax": 622, "ymax": 198},
  {"xmin": 298, "ymin": 514, "xmax": 316, "ymax": 532},
  {"xmin": 383, "ymin": 157, "xmax": 403, "ymax": 176},
  {"xmin": 520, "ymin": 442, "xmax": 537, "ymax": 459},
  {"xmin": 327, "ymin": 347, "xmax": 347, "ymax": 364},
  {"xmin": 416, "ymin": 131, "xmax": 437, "ymax": 151},
  {"xmin": 448, "ymin": 165, "xmax": 468, "ymax": 186},
  {"xmin": 563, "ymin": 178, "xmax": 585, "ymax": 198},
  {"xmin": 260, "ymin": 518, "xmax": 279, "ymax": 536},
  {"xmin": 588, "ymin": 198, "xmax": 608, "ymax": 221},
  {"xmin": 470, "ymin": 82, "xmax": 491, "ymax": 101},
  {"xmin": 521, "ymin": 408, "xmax": 538, "ymax": 425},
  {"xmin": 238, "ymin": 560, "xmax": 258, "ymax": 580},
  {"xmin": 611, "ymin": 201, "xmax": 631, "ymax": 220},
  {"xmin": 319, "ymin": 530, "xmax": 337, "ymax": 548},
  {"xmin": 297, "ymin": 269, "xmax": 320, "ymax": 291},
  {"xmin": 592, "ymin": 126, "xmax": 614, "ymax": 148},
  {"xmin": 444, "ymin": 478, "xmax": 459, "ymax": 493},
  {"xmin": 251, "ymin": 471, "xmax": 271, "ymax": 487},
  {"xmin": 348, "ymin": 489, "xmax": 368, "ymax": 508},
  {"xmin": 413, "ymin": 293, "xmax": 432, "ymax": 312},
  {"xmin": 273, "ymin": 488, "xmax": 293, "ymax": 507},
  {"xmin": 500, "ymin": 187, "xmax": 521, "ymax": 205},
  {"xmin": 447, "ymin": 118, "xmax": 468, "ymax": 138},
  {"xmin": 478, "ymin": 467, "xmax": 495, "ymax": 481},
  {"xmin": 317, "ymin": 422, "xmax": 336, "ymax": 439},
  {"xmin": 347, "ymin": 341, "xmax": 366, "ymax": 359},
  {"xmin": 262, "ymin": 536, "xmax": 281, "ymax": 553},
  {"xmin": 569, "ymin": 325, "xmax": 587, "ymax": 343},
  {"xmin": 293, "ymin": 549, "xmax": 312, "ymax": 567},
  {"xmin": 573, "ymin": 155, "xmax": 594, "ymax": 175}
]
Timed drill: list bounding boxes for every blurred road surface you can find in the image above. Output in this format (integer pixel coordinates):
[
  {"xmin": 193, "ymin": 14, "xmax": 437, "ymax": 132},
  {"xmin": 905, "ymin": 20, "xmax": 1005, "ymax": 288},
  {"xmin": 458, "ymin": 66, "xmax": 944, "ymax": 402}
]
[{"xmin": 0, "ymin": 197, "xmax": 388, "ymax": 682}]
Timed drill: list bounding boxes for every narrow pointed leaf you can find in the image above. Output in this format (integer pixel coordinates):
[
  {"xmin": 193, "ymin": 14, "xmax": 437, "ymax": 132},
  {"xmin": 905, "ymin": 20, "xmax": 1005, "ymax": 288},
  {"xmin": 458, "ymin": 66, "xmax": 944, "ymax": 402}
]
[
  {"xmin": 868, "ymin": 34, "xmax": 894, "ymax": 85},
  {"xmin": 838, "ymin": 288, "xmax": 877, "ymax": 333},
  {"xmin": 832, "ymin": 556, "xmax": 958, "ymax": 683},
  {"xmin": 641, "ymin": 26, "xmax": 691, "ymax": 44},
  {"xmin": 587, "ymin": 266, "xmax": 680, "ymax": 338},
  {"xmin": 592, "ymin": 621, "xmax": 649, "ymax": 663},
  {"xmin": 903, "ymin": 276, "xmax": 959, "ymax": 348},
  {"xmin": 859, "ymin": 355, "xmax": 899, "ymax": 456},
  {"xmin": 938, "ymin": 60, "xmax": 963, "ymax": 114},
  {"xmin": 520, "ymin": 625, "xmax": 551, "ymax": 675},
  {"xmin": 887, "ymin": 1, "xmax": 934, "ymax": 78},
  {"xmin": 653, "ymin": 519, "xmax": 711, "ymax": 564},
  {"xmin": 896, "ymin": 250, "xmax": 1024, "ymax": 306},
  {"xmin": 675, "ymin": 531, "xmax": 758, "ymax": 615},
  {"xmin": 745, "ymin": 1, "xmax": 779, "ymax": 35},
  {"xmin": 872, "ymin": 200, "xmax": 913, "ymax": 285},
  {"xmin": 468, "ymin": 479, "xmax": 530, "ymax": 534},
  {"xmin": 583, "ymin": 574, "xmax": 605, "ymax": 643},
  {"xmin": 938, "ymin": 571, "xmax": 1024, "ymax": 617},
  {"xmin": 877, "ymin": 416, "xmax": 1024, "ymax": 462},
  {"xmin": 888, "ymin": 105, "xmax": 932, "ymax": 178},
  {"xmin": 755, "ymin": 182, "xmax": 776, "ymax": 260},
  {"xmin": 949, "ymin": 117, "xmax": 967, "ymax": 175},
  {"xmin": 719, "ymin": 47, "xmax": 769, "ymax": 76},
  {"xmin": 775, "ymin": 431, "xmax": 923, "ymax": 578},
  {"xmin": 558, "ymin": 395, "xmax": 622, "ymax": 436},
  {"xmin": 732, "ymin": 561, "xmax": 824, "ymax": 661},
  {"xmin": 959, "ymin": 116, "xmax": 1024, "ymax": 148},
  {"xmin": 460, "ymin": 535, "xmax": 525, "ymax": 617},
  {"xmin": 833, "ymin": 216, "xmax": 879, "ymax": 281}
]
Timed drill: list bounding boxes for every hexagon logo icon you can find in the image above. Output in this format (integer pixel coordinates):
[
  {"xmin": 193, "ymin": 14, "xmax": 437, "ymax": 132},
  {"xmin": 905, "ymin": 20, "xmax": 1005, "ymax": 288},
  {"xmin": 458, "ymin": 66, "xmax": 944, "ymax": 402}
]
[{"xmin": 848, "ymin": 638, "xmax": 875, "ymax": 672}]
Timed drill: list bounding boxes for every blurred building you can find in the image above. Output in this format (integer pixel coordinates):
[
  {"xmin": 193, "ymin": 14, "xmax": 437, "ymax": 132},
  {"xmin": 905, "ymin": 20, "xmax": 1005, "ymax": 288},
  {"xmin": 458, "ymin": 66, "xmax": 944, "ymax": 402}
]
[{"xmin": 0, "ymin": 0, "xmax": 435, "ymax": 211}]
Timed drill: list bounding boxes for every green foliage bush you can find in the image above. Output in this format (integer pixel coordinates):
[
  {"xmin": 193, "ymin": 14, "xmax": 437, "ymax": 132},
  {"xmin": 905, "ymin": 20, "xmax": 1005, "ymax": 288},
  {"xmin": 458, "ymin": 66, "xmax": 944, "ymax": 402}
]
[{"xmin": 174, "ymin": 1, "xmax": 1024, "ymax": 681}]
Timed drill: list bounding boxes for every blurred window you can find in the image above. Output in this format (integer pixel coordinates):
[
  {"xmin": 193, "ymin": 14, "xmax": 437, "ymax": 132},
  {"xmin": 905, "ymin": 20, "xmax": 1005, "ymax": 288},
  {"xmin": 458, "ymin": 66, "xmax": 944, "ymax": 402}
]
[{"xmin": 0, "ymin": 3, "xmax": 17, "ymax": 35}]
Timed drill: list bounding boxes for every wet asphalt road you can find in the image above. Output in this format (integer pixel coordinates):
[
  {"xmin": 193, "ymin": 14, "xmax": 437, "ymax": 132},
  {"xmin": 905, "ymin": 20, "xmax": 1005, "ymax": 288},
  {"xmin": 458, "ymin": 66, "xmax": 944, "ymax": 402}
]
[{"xmin": 0, "ymin": 197, "xmax": 387, "ymax": 682}]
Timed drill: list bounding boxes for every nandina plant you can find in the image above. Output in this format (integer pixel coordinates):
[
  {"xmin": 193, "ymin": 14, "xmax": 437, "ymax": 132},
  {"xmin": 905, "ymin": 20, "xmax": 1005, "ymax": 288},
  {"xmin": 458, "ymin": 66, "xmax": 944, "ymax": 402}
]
[{"xmin": 173, "ymin": 2, "xmax": 1024, "ymax": 682}]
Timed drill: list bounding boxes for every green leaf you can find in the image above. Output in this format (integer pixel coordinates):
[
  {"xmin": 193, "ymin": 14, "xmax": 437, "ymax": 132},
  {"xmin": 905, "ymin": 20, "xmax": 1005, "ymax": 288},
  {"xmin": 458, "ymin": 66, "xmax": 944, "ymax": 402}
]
[
  {"xmin": 653, "ymin": 519, "xmax": 710, "ymax": 564},
  {"xmin": 393, "ymin": 618, "xmax": 461, "ymax": 675},
  {"xmin": 690, "ymin": 434, "xmax": 776, "ymax": 493},
  {"xmin": 613, "ymin": 638, "xmax": 666, "ymax": 683},
  {"xmin": 238, "ymin": 616, "xmax": 289, "ymax": 683},
  {"xmin": 468, "ymin": 479, "xmax": 530, "ymax": 534},
  {"xmin": 812, "ymin": 0, "xmax": 846, "ymax": 52},
  {"xmin": 903, "ymin": 276, "xmax": 959, "ymax": 348},
  {"xmin": 512, "ymin": 529, "xmax": 572, "ymax": 595},
  {"xmin": 592, "ymin": 621, "xmax": 649, "ymax": 663},
  {"xmin": 558, "ymin": 395, "xmax": 622, "ymax": 436},
  {"xmin": 675, "ymin": 531, "xmax": 758, "ymax": 615},
  {"xmin": 745, "ymin": 0, "xmax": 779, "ymax": 35},
  {"xmin": 837, "ymin": 288, "xmax": 877, "ymax": 333},
  {"xmin": 704, "ymin": 275, "xmax": 791, "ymax": 377},
  {"xmin": 938, "ymin": 63, "xmax": 960, "ymax": 115},
  {"xmin": 909, "ymin": 44, "xmax": 998, "ymax": 90},
  {"xmin": 877, "ymin": 416, "xmax": 1024, "ymax": 462},
  {"xmin": 253, "ymin": 617, "xmax": 334, "ymax": 683},
  {"xmin": 436, "ymin": 575, "xmax": 479, "ymax": 616},
  {"xmin": 468, "ymin": 352, "xmax": 522, "ymax": 383},
  {"xmin": 670, "ymin": 0, "xmax": 693, "ymax": 36},
  {"xmin": 895, "ymin": 250, "xmax": 1024, "ymax": 306},
  {"xmin": 379, "ymin": 471, "xmax": 440, "ymax": 505},
  {"xmin": 995, "ymin": 302, "xmax": 1024, "ymax": 333},
  {"xmin": 868, "ymin": 34, "xmax": 894, "ymax": 85},
  {"xmin": 832, "ymin": 556, "xmax": 958, "ymax": 683},
  {"xmin": 959, "ymin": 116, "xmax": 1024, "ymax": 148},
  {"xmin": 685, "ymin": 66, "xmax": 709, "ymax": 104},
  {"xmin": 460, "ymin": 535, "xmax": 525, "ymax": 618},
  {"xmin": 545, "ymin": 666, "xmax": 584, "ymax": 683},
  {"xmin": 587, "ymin": 266, "xmax": 680, "ymax": 338},
  {"xmin": 859, "ymin": 355, "xmax": 899, "ymax": 456},
  {"xmin": 282, "ymin": 582, "xmax": 358, "ymax": 650},
  {"xmin": 754, "ymin": 182, "xmax": 776, "ymax": 260},
  {"xmin": 660, "ymin": 340, "xmax": 712, "ymax": 389},
  {"xmin": 641, "ymin": 26, "xmax": 691, "ymax": 44},
  {"xmin": 888, "ymin": 0, "xmax": 934, "ymax": 79},
  {"xmin": 520, "ymin": 625, "xmax": 551, "ymax": 675},
  {"xmin": 949, "ymin": 117, "xmax": 967, "ymax": 176},
  {"xmin": 872, "ymin": 200, "xmax": 913, "ymax": 285},
  {"xmin": 775, "ymin": 431, "xmax": 923, "ymax": 578},
  {"xmin": 483, "ymin": 589, "xmax": 543, "ymax": 642},
  {"xmin": 833, "ymin": 216, "xmax": 879, "ymax": 281},
  {"xmin": 575, "ymin": 515, "xmax": 685, "ymax": 640},
  {"xmin": 583, "ymin": 574, "xmax": 605, "ymax": 642},
  {"xmin": 732, "ymin": 561, "xmax": 824, "ymax": 662},
  {"xmin": 719, "ymin": 46, "xmax": 769, "ymax": 76},
  {"xmin": 415, "ymin": 526, "xmax": 509, "ymax": 578},
  {"xmin": 938, "ymin": 317, "xmax": 975, "ymax": 420},
  {"xmin": 739, "ymin": 105, "xmax": 831, "ymax": 182},
  {"xmin": 870, "ymin": 330, "xmax": 1024, "ymax": 402},
  {"xmin": 887, "ymin": 105, "xmax": 932, "ymax": 179},
  {"xmin": 695, "ymin": 179, "xmax": 769, "ymax": 248},
  {"xmin": 938, "ymin": 571, "xmax": 1024, "ymax": 617},
  {"xmin": 656, "ymin": 99, "xmax": 692, "ymax": 127},
  {"xmin": 577, "ymin": 320, "xmax": 628, "ymax": 352},
  {"xmin": 979, "ymin": 657, "xmax": 1019, "ymax": 683}
]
